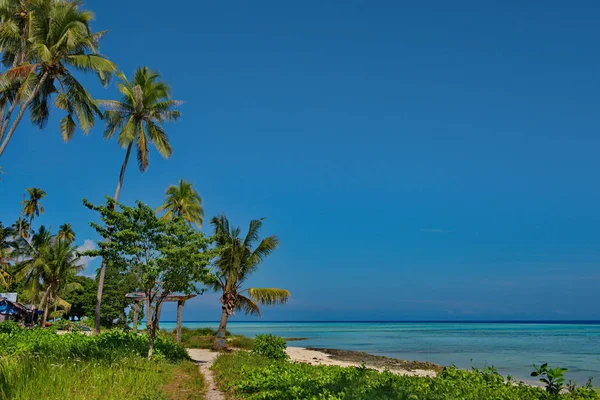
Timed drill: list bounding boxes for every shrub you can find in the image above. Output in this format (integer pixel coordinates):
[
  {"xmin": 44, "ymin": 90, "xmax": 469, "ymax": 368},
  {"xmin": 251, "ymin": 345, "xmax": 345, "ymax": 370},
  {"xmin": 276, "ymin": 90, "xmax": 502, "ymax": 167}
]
[
  {"xmin": 252, "ymin": 334, "xmax": 288, "ymax": 360},
  {"xmin": 212, "ymin": 352, "xmax": 600, "ymax": 400}
]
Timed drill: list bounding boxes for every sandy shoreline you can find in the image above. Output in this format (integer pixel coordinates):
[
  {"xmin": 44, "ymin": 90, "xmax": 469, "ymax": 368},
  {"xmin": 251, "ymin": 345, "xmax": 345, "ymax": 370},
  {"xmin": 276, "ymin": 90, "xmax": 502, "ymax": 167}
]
[{"xmin": 286, "ymin": 346, "xmax": 438, "ymax": 377}]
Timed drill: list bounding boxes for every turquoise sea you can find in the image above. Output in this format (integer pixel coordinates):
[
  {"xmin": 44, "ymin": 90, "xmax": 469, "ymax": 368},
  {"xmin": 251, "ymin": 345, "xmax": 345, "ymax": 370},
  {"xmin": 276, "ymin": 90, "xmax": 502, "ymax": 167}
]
[{"xmin": 159, "ymin": 321, "xmax": 600, "ymax": 384}]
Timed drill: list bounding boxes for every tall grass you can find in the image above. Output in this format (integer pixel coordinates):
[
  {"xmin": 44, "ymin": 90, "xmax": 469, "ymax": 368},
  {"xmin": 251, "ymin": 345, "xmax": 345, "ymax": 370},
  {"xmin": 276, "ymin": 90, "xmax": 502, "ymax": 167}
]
[{"xmin": 0, "ymin": 322, "xmax": 204, "ymax": 400}]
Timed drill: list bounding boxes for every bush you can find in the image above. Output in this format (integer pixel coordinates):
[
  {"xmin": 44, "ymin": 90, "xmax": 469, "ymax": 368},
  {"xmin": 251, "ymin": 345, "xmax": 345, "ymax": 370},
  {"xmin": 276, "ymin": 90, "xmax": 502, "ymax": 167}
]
[
  {"xmin": 252, "ymin": 334, "xmax": 288, "ymax": 360},
  {"xmin": 212, "ymin": 352, "xmax": 600, "ymax": 400}
]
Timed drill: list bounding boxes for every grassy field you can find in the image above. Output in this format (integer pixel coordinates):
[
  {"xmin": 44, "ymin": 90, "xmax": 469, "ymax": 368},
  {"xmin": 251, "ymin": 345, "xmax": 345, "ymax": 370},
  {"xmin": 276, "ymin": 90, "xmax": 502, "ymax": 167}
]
[
  {"xmin": 0, "ymin": 322, "xmax": 205, "ymax": 400},
  {"xmin": 168, "ymin": 327, "xmax": 254, "ymax": 350},
  {"xmin": 212, "ymin": 351, "xmax": 600, "ymax": 400}
]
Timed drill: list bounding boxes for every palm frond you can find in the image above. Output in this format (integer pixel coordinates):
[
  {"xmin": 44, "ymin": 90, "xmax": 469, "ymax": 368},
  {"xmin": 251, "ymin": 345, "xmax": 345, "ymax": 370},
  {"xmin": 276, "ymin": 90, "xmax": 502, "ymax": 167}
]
[
  {"xmin": 247, "ymin": 288, "xmax": 290, "ymax": 306},
  {"xmin": 236, "ymin": 294, "xmax": 261, "ymax": 316}
]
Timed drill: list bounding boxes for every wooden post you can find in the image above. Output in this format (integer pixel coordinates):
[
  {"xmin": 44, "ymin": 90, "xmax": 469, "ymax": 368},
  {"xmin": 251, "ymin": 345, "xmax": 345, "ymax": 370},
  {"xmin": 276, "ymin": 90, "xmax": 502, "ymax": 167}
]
[
  {"xmin": 132, "ymin": 301, "xmax": 139, "ymax": 333},
  {"xmin": 176, "ymin": 300, "xmax": 184, "ymax": 342}
]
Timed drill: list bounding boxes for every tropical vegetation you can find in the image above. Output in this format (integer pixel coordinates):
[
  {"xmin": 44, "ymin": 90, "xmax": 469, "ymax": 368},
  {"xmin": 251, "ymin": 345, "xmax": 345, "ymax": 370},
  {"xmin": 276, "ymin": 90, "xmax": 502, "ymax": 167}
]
[
  {"xmin": 0, "ymin": 322, "xmax": 204, "ymax": 399},
  {"xmin": 93, "ymin": 66, "xmax": 181, "ymax": 334},
  {"xmin": 212, "ymin": 350, "xmax": 600, "ymax": 400},
  {"xmin": 210, "ymin": 214, "xmax": 291, "ymax": 349}
]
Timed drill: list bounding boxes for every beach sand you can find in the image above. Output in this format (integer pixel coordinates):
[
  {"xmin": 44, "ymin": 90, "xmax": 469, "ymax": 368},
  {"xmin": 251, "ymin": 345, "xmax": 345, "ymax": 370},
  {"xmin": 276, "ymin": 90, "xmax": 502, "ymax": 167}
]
[{"xmin": 286, "ymin": 346, "xmax": 438, "ymax": 377}]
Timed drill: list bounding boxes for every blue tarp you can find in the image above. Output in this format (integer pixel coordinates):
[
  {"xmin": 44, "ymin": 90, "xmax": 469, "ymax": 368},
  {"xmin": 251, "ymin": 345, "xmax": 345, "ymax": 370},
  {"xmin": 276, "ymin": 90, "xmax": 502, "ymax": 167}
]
[{"xmin": 0, "ymin": 299, "xmax": 20, "ymax": 315}]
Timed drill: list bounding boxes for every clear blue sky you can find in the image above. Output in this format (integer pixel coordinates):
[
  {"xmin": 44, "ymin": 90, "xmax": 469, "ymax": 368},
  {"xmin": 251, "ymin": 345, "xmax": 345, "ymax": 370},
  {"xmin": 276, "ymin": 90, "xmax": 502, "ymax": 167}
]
[{"xmin": 1, "ymin": 0, "xmax": 599, "ymax": 321}]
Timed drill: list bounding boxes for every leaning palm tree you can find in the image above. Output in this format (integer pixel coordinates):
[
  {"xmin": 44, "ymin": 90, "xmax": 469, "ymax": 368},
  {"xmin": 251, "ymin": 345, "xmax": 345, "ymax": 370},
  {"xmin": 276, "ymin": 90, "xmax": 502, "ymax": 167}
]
[
  {"xmin": 0, "ymin": 0, "xmax": 116, "ymax": 158},
  {"xmin": 210, "ymin": 215, "xmax": 290, "ymax": 350},
  {"xmin": 92, "ymin": 66, "xmax": 180, "ymax": 333},
  {"xmin": 22, "ymin": 187, "xmax": 45, "ymax": 224},
  {"xmin": 56, "ymin": 223, "xmax": 75, "ymax": 243},
  {"xmin": 157, "ymin": 179, "xmax": 204, "ymax": 227}
]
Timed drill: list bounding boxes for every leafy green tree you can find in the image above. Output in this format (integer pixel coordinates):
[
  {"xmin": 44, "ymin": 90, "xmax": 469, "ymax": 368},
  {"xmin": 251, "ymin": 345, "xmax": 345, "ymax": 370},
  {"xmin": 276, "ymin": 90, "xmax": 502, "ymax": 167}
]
[
  {"xmin": 56, "ymin": 223, "xmax": 75, "ymax": 243},
  {"xmin": 210, "ymin": 215, "xmax": 290, "ymax": 350},
  {"xmin": 97, "ymin": 264, "xmax": 138, "ymax": 327},
  {"xmin": 83, "ymin": 198, "xmax": 212, "ymax": 358},
  {"xmin": 157, "ymin": 179, "xmax": 204, "ymax": 227},
  {"xmin": 62, "ymin": 275, "xmax": 96, "ymax": 321},
  {"xmin": 0, "ymin": 0, "xmax": 116, "ymax": 158},
  {"xmin": 93, "ymin": 67, "xmax": 181, "ymax": 334}
]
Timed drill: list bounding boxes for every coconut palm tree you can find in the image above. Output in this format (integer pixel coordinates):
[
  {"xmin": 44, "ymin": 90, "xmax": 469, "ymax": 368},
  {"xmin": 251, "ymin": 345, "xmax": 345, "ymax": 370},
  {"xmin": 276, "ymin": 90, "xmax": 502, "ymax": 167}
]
[
  {"xmin": 0, "ymin": 222, "xmax": 15, "ymax": 289},
  {"xmin": 93, "ymin": 66, "xmax": 180, "ymax": 333},
  {"xmin": 0, "ymin": 0, "xmax": 116, "ymax": 158},
  {"xmin": 22, "ymin": 187, "xmax": 45, "ymax": 224},
  {"xmin": 57, "ymin": 223, "xmax": 75, "ymax": 243},
  {"xmin": 18, "ymin": 227, "xmax": 81, "ymax": 325},
  {"xmin": 210, "ymin": 215, "xmax": 290, "ymax": 350},
  {"xmin": 157, "ymin": 179, "xmax": 204, "ymax": 227},
  {"xmin": 13, "ymin": 217, "xmax": 30, "ymax": 239}
]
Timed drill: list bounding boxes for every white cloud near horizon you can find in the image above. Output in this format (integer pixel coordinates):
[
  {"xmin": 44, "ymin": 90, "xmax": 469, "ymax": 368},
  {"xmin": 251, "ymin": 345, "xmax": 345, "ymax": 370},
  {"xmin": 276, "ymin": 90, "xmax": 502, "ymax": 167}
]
[{"xmin": 76, "ymin": 239, "xmax": 97, "ymax": 270}]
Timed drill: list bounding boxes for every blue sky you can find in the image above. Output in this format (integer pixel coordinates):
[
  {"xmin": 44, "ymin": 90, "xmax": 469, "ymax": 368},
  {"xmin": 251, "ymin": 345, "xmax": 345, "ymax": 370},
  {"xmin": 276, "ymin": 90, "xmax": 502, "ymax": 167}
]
[{"xmin": 1, "ymin": 0, "xmax": 599, "ymax": 321}]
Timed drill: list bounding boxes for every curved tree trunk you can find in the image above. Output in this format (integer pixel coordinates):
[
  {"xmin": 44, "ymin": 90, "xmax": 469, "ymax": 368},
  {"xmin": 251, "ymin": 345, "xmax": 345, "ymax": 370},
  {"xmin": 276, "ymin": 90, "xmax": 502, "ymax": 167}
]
[
  {"xmin": 213, "ymin": 308, "xmax": 229, "ymax": 350},
  {"xmin": 94, "ymin": 142, "xmax": 134, "ymax": 334},
  {"xmin": 0, "ymin": 72, "xmax": 49, "ymax": 158}
]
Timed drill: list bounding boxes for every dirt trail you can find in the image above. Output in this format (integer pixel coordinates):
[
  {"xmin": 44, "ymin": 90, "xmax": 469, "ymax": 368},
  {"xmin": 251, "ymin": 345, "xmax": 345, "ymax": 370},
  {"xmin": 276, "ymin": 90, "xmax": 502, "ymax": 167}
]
[{"xmin": 187, "ymin": 349, "xmax": 223, "ymax": 400}]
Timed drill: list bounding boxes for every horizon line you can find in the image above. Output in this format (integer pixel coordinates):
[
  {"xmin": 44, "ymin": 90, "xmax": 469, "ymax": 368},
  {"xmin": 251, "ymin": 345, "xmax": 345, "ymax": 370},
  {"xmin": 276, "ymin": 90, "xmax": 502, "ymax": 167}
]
[{"xmin": 152, "ymin": 319, "xmax": 600, "ymax": 324}]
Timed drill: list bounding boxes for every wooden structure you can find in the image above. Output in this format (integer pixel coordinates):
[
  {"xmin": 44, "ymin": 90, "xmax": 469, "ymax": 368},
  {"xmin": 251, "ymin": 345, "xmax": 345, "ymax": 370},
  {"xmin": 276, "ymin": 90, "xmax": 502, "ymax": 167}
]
[{"xmin": 125, "ymin": 292, "xmax": 197, "ymax": 342}]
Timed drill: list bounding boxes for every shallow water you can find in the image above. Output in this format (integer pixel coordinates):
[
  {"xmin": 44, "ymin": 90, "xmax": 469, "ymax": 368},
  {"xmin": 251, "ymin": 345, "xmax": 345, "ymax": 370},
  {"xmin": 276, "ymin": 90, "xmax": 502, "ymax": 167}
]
[{"xmin": 158, "ymin": 321, "xmax": 600, "ymax": 384}]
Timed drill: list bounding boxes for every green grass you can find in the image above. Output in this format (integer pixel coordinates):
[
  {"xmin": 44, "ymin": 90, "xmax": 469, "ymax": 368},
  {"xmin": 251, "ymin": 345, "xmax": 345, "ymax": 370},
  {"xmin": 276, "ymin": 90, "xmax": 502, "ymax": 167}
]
[
  {"xmin": 0, "ymin": 322, "xmax": 205, "ymax": 400},
  {"xmin": 169, "ymin": 327, "xmax": 254, "ymax": 350},
  {"xmin": 212, "ymin": 351, "xmax": 600, "ymax": 400}
]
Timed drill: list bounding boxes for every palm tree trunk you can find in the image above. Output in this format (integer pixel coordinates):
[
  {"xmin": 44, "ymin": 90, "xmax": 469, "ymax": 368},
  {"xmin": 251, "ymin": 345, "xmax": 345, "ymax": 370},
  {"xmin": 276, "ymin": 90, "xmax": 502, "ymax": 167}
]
[
  {"xmin": 176, "ymin": 300, "xmax": 183, "ymax": 342},
  {"xmin": 213, "ymin": 308, "xmax": 229, "ymax": 350},
  {"xmin": 42, "ymin": 295, "xmax": 50, "ymax": 327},
  {"xmin": 132, "ymin": 301, "xmax": 139, "ymax": 333},
  {"xmin": 113, "ymin": 141, "xmax": 133, "ymax": 203},
  {"xmin": 38, "ymin": 286, "xmax": 51, "ymax": 313},
  {"xmin": 0, "ymin": 72, "xmax": 49, "ymax": 158},
  {"xmin": 94, "ymin": 142, "xmax": 134, "ymax": 334}
]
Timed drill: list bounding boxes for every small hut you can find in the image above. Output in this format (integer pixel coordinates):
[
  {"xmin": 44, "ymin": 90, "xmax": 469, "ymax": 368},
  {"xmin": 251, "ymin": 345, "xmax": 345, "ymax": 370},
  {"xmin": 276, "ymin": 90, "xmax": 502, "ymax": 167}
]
[
  {"xmin": 0, "ymin": 295, "xmax": 32, "ymax": 323},
  {"xmin": 125, "ymin": 292, "xmax": 196, "ymax": 342}
]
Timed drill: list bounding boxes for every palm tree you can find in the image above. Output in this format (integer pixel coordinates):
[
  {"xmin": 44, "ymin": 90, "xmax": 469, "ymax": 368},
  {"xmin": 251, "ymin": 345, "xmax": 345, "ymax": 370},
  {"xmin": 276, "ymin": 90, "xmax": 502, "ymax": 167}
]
[
  {"xmin": 57, "ymin": 223, "xmax": 75, "ymax": 243},
  {"xmin": 157, "ymin": 179, "xmax": 204, "ymax": 227},
  {"xmin": 19, "ymin": 227, "xmax": 81, "ymax": 325},
  {"xmin": 210, "ymin": 215, "xmax": 290, "ymax": 350},
  {"xmin": 93, "ymin": 66, "xmax": 180, "ymax": 333},
  {"xmin": 13, "ymin": 217, "xmax": 30, "ymax": 239},
  {"xmin": 0, "ymin": 222, "xmax": 15, "ymax": 289},
  {"xmin": 0, "ymin": 0, "xmax": 116, "ymax": 158},
  {"xmin": 22, "ymin": 187, "xmax": 45, "ymax": 224}
]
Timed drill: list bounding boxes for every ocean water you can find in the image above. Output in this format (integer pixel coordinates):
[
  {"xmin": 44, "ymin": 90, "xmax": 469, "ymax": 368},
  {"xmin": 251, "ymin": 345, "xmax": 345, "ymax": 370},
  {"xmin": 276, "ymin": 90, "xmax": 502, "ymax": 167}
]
[{"xmin": 159, "ymin": 321, "xmax": 600, "ymax": 384}]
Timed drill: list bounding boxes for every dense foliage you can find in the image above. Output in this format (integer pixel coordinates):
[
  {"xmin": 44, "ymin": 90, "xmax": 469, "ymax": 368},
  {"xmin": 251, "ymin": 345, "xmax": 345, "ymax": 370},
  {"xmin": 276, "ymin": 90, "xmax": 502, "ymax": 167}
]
[
  {"xmin": 0, "ymin": 322, "xmax": 188, "ymax": 361},
  {"xmin": 0, "ymin": 322, "xmax": 203, "ymax": 399},
  {"xmin": 212, "ymin": 351, "xmax": 600, "ymax": 400},
  {"xmin": 252, "ymin": 334, "xmax": 288, "ymax": 360},
  {"xmin": 83, "ymin": 197, "xmax": 213, "ymax": 357}
]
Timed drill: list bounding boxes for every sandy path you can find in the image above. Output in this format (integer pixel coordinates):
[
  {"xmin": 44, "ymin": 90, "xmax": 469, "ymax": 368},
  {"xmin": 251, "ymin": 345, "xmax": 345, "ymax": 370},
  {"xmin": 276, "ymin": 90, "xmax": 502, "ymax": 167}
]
[
  {"xmin": 286, "ymin": 347, "xmax": 437, "ymax": 377},
  {"xmin": 186, "ymin": 349, "xmax": 223, "ymax": 400}
]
